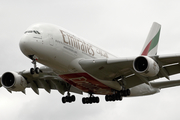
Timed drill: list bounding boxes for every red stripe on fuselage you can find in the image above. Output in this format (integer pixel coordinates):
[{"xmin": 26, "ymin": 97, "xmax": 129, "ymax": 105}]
[{"xmin": 59, "ymin": 73, "xmax": 112, "ymax": 95}]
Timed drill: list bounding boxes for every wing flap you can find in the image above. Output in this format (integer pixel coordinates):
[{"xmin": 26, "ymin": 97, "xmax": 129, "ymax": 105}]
[
  {"xmin": 163, "ymin": 63, "xmax": 180, "ymax": 76},
  {"xmin": 19, "ymin": 67, "xmax": 83, "ymax": 95},
  {"xmin": 38, "ymin": 79, "xmax": 51, "ymax": 93},
  {"xmin": 29, "ymin": 80, "xmax": 39, "ymax": 95}
]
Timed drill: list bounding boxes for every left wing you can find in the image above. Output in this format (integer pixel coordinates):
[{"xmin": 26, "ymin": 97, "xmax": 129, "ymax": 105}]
[
  {"xmin": 79, "ymin": 54, "xmax": 180, "ymax": 89},
  {"xmin": 0, "ymin": 66, "xmax": 82, "ymax": 95}
]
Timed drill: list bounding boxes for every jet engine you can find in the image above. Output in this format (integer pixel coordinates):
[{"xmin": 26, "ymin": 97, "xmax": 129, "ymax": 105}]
[
  {"xmin": 1, "ymin": 71, "xmax": 27, "ymax": 91},
  {"xmin": 133, "ymin": 56, "xmax": 159, "ymax": 77}
]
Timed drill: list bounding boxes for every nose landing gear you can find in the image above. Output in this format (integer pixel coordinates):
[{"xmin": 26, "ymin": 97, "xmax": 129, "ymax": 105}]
[
  {"xmin": 30, "ymin": 67, "xmax": 40, "ymax": 74},
  {"xmin": 30, "ymin": 55, "xmax": 41, "ymax": 74}
]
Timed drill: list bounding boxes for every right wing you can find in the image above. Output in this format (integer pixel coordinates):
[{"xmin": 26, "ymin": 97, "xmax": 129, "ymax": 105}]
[
  {"xmin": 151, "ymin": 80, "xmax": 180, "ymax": 89},
  {"xmin": 79, "ymin": 54, "xmax": 180, "ymax": 89}
]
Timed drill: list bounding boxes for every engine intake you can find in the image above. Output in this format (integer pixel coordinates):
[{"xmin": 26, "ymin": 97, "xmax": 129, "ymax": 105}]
[
  {"xmin": 1, "ymin": 71, "xmax": 27, "ymax": 91},
  {"xmin": 133, "ymin": 56, "xmax": 159, "ymax": 77}
]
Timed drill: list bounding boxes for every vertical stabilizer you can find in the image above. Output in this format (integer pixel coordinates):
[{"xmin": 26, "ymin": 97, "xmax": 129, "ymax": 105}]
[{"xmin": 141, "ymin": 22, "xmax": 161, "ymax": 56}]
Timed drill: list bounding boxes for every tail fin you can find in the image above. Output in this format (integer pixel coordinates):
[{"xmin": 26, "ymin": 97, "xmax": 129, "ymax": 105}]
[{"xmin": 141, "ymin": 22, "xmax": 161, "ymax": 56}]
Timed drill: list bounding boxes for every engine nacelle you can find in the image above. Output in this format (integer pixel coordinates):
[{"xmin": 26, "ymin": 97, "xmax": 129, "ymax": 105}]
[
  {"xmin": 1, "ymin": 71, "xmax": 27, "ymax": 91},
  {"xmin": 133, "ymin": 56, "xmax": 159, "ymax": 77}
]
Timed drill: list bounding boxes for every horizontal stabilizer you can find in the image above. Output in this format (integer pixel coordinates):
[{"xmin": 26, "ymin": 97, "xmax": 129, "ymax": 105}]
[{"xmin": 150, "ymin": 80, "xmax": 180, "ymax": 89}]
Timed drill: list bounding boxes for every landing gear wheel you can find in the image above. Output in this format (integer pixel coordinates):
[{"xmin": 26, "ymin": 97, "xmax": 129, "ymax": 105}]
[
  {"xmin": 126, "ymin": 89, "xmax": 131, "ymax": 96},
  {"xmin": 62, "ymin": 94, "xmax": 76, "ymax": 104},
  {"xmin": 82, "ymin": 98, "xmax": 87, "ymax": 104},
  {"xmin": 35, "ymin": 67, "xmax": 40, "ymax": 74},
  {"xmin": 94, "ymin": 97, "xmax": 99, "ymax": 103},
  {"xmin": 62, "ymin": 97, "xmax": 66, "ymax": 103},
  {"xmin": 122, "ymin": 89, "xmax": 131, "ymax": 96},
  {"xmin": 105, "ymin": 89, "xmax": 130, "ymax": 102},
  {"xmin": 82, "ymin": 96, "xmax": 100, "ymax": 104},
  {"xmin": 30, "ymin": 68, "xmax": 35, "ymax": 74},
  {"xmin": 71, "ymin": 95, "xmax": 75, "ymax": 102},
  {"xmin": 30, "ymin": 67, "xmax": 40, "ymax": 74}
]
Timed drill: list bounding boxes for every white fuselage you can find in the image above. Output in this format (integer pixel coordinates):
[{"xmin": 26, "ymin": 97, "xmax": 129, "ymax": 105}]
[
  {"xmin": 20, "ymin": 24, "xmax": 115, "ymax": 71},
  {"xmin": 19, "ymin": 23, "xmax": 160, "ymax": 96}
]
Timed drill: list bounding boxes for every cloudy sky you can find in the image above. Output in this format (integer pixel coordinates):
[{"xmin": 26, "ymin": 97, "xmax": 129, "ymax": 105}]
[{"xmin": 1, "ymin": 1, "xmax": 180, "ymax": 120}]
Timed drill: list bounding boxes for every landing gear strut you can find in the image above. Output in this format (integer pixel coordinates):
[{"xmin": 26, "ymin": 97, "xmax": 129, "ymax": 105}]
[
  {"xmin": 62, "ymin": 92, "xmax": 76, "ymax": 103},
  {"xmin": 82, "ymin": 94, "xmax": 99, "ymax": 104},
  {"xmin": 30, "ymin": 55, "xmax": 40, "ymax": 74}
]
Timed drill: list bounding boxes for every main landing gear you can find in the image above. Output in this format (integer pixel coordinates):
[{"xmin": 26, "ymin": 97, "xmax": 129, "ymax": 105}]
[
  {"xmin": 61, "ymin": 89, "xmax": 130, "ymax": 104},
  {"xmin": 82, "ymin": 94, "xmax": 100, "ymax": 104},
  {"xmin": 62, "ymin": 92, "xmax": 76, "ymax": 103},
  {"xmin": 30, "ymin": 56, "xmax": 41, "ymax": 74},
  {"xmin": 105, "ymin": 89, "xmax": 130, "ymax": 102}
]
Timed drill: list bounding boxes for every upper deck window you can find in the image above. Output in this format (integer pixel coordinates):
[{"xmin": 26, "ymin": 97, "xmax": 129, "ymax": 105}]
[{"xmin": 24, "ymin": 30, "xmax": 40, "ymax": 34}]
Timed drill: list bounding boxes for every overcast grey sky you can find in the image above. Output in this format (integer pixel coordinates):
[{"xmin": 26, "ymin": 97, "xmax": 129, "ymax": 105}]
[{"xmin": 1, "ymin": 1, "xmax": 180, "ymax": 120}]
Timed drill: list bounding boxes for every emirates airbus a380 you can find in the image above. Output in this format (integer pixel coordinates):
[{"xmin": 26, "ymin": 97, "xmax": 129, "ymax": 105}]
[{"xmin": 1, "ymin": 22, "xmax": 180, "ymax": 104}]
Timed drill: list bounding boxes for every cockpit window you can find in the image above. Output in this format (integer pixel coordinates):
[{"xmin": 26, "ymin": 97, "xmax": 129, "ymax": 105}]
[{"xmin": 24, "ymin": 30, "xmax": 40, "ymax": 34}]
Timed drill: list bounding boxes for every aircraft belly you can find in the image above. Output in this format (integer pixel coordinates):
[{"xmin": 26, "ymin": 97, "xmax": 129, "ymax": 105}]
[
  {"xmin": 59, "ymin": 73, "xmax": 113, "ymax": 95},
  {"xmin": 129, "ymin": 83, "xmax": 160, "ymax": 96}
]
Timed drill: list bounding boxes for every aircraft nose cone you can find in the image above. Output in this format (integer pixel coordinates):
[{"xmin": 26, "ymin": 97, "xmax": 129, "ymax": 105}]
[{"xmin": 19, "ymin": 35, "xmax": 34, "ymax": 56}]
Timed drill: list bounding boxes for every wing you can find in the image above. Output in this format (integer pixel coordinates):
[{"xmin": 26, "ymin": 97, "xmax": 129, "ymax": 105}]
[
  {"xmin": 79, "ymin": 54, "xmax": 180, "ymax": 89},
  {"xmin": 151, "ymin": 79, "xmax": 180, "ymax": 89},
  {"xmin": 0, "ymin": 66, "xmax": 82, "ymax": 95}
]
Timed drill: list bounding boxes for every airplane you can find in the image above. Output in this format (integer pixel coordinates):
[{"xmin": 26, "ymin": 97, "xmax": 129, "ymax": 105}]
[{"xmin": 1, "ymin": 22, "xmax": 180, "ymax": 104}]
